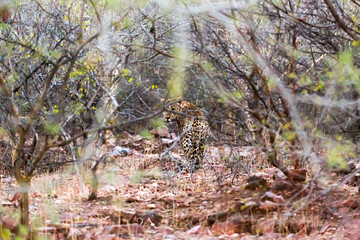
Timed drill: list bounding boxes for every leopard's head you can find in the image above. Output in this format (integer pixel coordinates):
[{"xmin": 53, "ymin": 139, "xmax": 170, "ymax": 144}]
[
  {"xmin": 161, "ymin": 98, "xmax": 201, "ymax": 123},
  {"xmin": 161, "ymin": 98, "xmax": 182, "ymax": 122}
]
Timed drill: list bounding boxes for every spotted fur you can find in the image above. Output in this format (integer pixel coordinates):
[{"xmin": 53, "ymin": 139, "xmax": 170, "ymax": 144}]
[{"xmin": 161, "ymin": 98, "xmax": 209, "ymax": 170}]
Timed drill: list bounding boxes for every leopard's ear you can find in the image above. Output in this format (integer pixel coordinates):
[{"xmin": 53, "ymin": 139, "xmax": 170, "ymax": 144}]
[
  {"xmin": 160, "ymin": 98, "xmax": 165, "ymax": 103},
  {"xmin": 180, "ymin": 101, "xmax": 190, "ymax": 108}
]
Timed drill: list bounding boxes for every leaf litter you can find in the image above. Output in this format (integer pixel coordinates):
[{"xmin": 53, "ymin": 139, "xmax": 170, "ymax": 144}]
[{"xmin": 1, "ymin": 132, "xmax": 360, "ymax": 239}]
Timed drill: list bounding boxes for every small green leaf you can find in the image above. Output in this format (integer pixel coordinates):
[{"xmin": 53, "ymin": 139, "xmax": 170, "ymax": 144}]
[
  {"xmin": 130, "ymin": 171, "xmax": 146, "ymax": 183},
  {"xmin": 352, "ymin": 40, "xmax": 359, "ymax": 47},
  {"xmin": 1, "ymin": 228, "xmax": 11, "ymax": 240},
  {"xmin": 150, "ymin": 118, "xmax": 165, "ymax": 128},
  {"xmin": 282, "ymin": 130, "xmax": 296, "ymax": 141},
  {"xmin": 139, "ymin": 129, "xmax": 153, "ymax": 140},
  {"xmin": 314, "ymin": 80, "xmax": 324, "ymax": 91},
  {"xmin": 44, "ymin": 122, "xmax": 61, "ymax": 136},
  {"xmin": 327, "ymin": 144, "xmax": 350, "ymax": 169},
  {"xmin": 288, "ymin": 72, "xmax": 296, "ymax": 78},
  {"xmin": 232, "ymin": 90, "xmax": 244, "ymax": 99}
]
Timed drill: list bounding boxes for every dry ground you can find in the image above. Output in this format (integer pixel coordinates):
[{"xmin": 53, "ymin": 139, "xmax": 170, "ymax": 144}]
[{"xmin": 1, "ymin": 146, "xmax": 360, "ymax": 240}]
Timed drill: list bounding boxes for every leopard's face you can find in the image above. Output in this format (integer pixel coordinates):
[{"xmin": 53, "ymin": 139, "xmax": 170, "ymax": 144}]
[
  {"xmin": 161, "ymin": 98, "xmax": 194, "ymax": 122},
  {"xmin": 162, "ymin": 102, "xmax": 180, "ymax": 123}
]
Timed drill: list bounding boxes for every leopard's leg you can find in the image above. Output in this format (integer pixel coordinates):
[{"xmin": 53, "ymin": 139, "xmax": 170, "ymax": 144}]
[
  {"xmin": 180, "ymin": 133, "xmax": 195, "ymax": 171},
  {"xmin": 191, "ymin": 139, "xmax": 202, "ymax": 169},
  {"xmin": 189, "ymin": 125, "xmax": 208, "ymax": 170},
  {"xmin": 190, "ymin": 133, "xmax": 207, "ymax": 171},
  {"xmin": 181, "ymin": 134, "xmax": 202, "ymax": 172},
  {"xmin": 180, "ymin": 128, "xmax": 206, "ymax": 172}
]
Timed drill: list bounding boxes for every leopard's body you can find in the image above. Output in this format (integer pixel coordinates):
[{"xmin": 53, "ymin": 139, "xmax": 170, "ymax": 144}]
[{"xmin": 161, "ymin": 99, "xmax": 209, "ymax": 170}]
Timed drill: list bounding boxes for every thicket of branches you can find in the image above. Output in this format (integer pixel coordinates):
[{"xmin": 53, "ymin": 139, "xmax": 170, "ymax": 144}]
[{"xmin": 1, "ymin": 0, "xmax": 360, "ymax": 232}]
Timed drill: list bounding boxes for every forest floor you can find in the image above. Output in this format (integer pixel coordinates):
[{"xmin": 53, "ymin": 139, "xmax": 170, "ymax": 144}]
[{"xmin": 1, "ymin": 134, "xmax": 360, "ymax": 239}]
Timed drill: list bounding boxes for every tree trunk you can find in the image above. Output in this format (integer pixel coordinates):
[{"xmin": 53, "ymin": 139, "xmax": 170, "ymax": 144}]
[
  {"xmin": 13, "ymin": 156, "xmax": 31, "ymax": 229},
  {"xmin": 20, "ymin": 182, "xmax": 30, "ymax": 228}
]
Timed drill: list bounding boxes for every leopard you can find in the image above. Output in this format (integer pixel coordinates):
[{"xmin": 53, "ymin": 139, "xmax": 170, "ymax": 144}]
[{"xmin": 161, "ymin": 98, "xmax": 210, "ymax": 171}]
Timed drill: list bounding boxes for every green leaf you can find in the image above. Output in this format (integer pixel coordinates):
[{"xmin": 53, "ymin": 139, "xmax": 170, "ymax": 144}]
[
  {"xmin": 288, "ymin": 72, "xmax": 296, "ymax": 79},
  {"xmin": 232, "ymin": 90, "xmax": 244, "ymax": 100},
  {"xmin": 44, "ymin": 122, "xmax": 61, "ymax": 136},
  {"xmin": 121, "ymin": 69, "xmax": 131, "ymax": 77},
  {"xmin": 1, "ymin": 228, "xmax": 11, "ymax": 240},
  {"xmin": 139, "ymin": 129, "xmax": 153, "ymax": 140},
  {"xmin": 49, "ymin": 50, "xmax": 61, "ymax": 59},
  {"xmin": 18, "ymin": 224, "xmax": 28, "ymax": 237},
  {"xmin": 314, "ymin": 80, "xmax": 324, "ymax": 91},
  {"xmin": 130, "ymin": 171, "xmax": 146, "ymax": 183},
  {"xmin": 339, "ymin": 50, "xmax": 353, "ymax": 66},
  {"xmin": 0, "ymin": 127, "xmax": 6, "ymax": 137},
  {"xmin": 298, "ymin": 76, "xmax": 312, "ymax": 87},
  {"xmin": 282, "ymin": 130, "xmax": 296, "ymax": 141},
  {"xmin": 327, "ymin": 144, "xmax": 351, "ymax": 169},
  {"xmin": 0, "ymin": 22, "xmax": 10, "ymax": 31},
  {"xmin": 150, "ymin": 118, "xmax": 165, "ymax": 128},
  {"xmin": 201, "ymin": 62, "xmax": 214, "ymax": 72}
]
